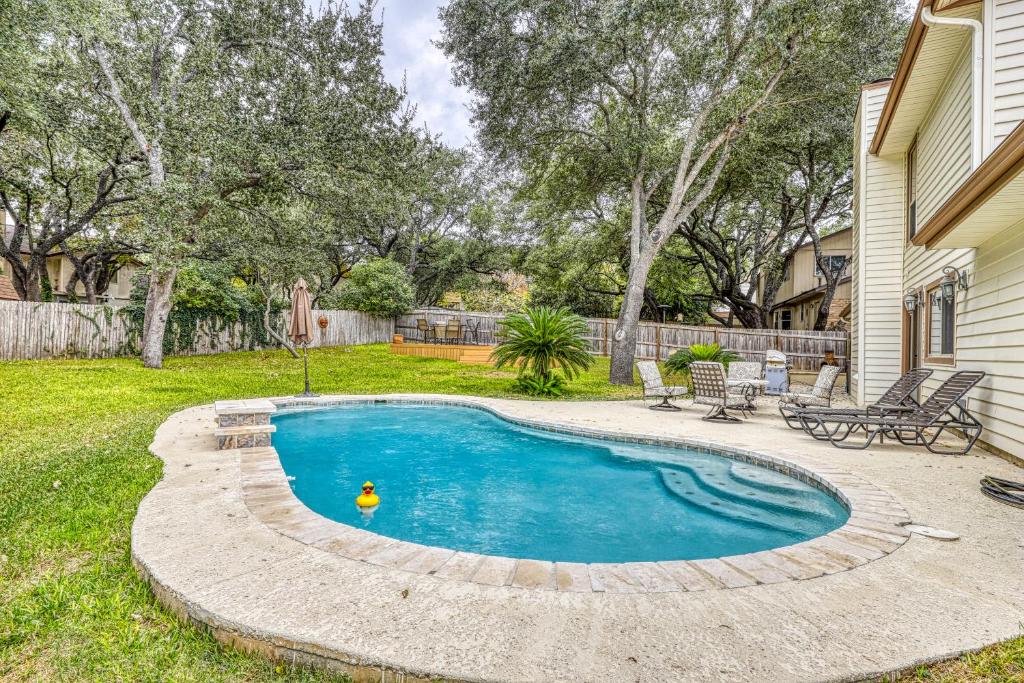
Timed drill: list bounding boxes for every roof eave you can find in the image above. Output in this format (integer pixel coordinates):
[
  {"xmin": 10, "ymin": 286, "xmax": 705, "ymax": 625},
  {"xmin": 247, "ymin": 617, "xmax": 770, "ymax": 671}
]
[{"xmin": 913, "ymin": 122, "xmax": 1024, "ymax": 248}]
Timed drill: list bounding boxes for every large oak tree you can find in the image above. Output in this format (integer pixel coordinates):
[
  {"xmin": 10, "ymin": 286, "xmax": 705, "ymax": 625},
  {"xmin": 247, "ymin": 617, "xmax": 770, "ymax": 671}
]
[{"xmin": 440, "ymin": 0, "xmax": 898, "ymax": 383}]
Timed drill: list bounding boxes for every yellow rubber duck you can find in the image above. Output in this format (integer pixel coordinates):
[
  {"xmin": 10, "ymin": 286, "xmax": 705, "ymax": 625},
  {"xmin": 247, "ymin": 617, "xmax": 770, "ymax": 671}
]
[{"xmin": 355, "ymin": 481, "xmax": 380, "ymax": 508}]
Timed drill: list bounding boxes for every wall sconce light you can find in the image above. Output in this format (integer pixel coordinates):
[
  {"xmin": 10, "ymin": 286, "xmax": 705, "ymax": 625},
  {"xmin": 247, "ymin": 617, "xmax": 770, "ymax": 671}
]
[
  {"xmin": 941, "ymin": 266, "xmax": 969, "ymax": 303},
  {"xmin": 903, "ymin": 289, "xmax": 920, "ymax": 313}
]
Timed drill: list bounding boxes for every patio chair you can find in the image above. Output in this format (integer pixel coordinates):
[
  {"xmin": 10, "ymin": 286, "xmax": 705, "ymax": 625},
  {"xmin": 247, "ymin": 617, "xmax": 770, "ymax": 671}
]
[
  {"xmin": 690, "ymin": 361, "xmax": 756, "ymax": 422},
  {"xmin": 444, "ymin": 319, "xmax": 462, "ymax": 345},
  {"xmin": 416, "ymin": 318, "xmax": 433, "ymax": 343},
  {"xmin": 636, "ymin": 361, "xmax": 688, "ymax": 411},
  {"xmin": 780, "ymin": 368, "xmax": 933, "ymax": 431},
  {"xmin": 798, "ymin": 370, "xmax": 986, "ymax": 454},
  {"xmin": 777, "ymin": 364, "xmax": 842, "ymax": 415},
  {"xmin": 464, "ymin": 319, "xmax": 481, "ymax": 344}
]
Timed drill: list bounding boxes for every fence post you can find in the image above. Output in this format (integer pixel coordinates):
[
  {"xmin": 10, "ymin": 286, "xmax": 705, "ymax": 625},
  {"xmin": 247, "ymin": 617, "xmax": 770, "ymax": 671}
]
[
  {"xmin": 655, "ymin": 324, "xmax": 661, "ymax": 361},
  {"xmin": 602, "ymin": 320, "xmax": 609, "ymax": 356}
]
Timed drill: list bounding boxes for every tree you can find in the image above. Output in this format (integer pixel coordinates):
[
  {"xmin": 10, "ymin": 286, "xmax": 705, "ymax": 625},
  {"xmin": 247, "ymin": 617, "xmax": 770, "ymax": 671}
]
[
  {"xmin": 87, "ymin": 0, "xmax": 405, "ymax": 367},
  {"xmin": 322, "ymin": 258, "xmax": 415, "ymax": 318},
  {"xmin": 0, "ymin": 116, "xmax": 141, "ymax": 301},
  {"xmin": 678, "ymin": 0, "xmax": 905, "ymax": 330},
  {"xmin": 441, "ymin": 0, "xmax": 840, "ymax": 384}
]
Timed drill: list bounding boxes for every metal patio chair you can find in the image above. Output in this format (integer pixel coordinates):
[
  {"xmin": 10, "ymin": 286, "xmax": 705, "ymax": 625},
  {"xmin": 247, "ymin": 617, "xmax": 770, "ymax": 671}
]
[
  {"xmin": 636, "ymin": 361, "xmax": 688, "ymax": 411},
  {"xmin": 416, "ymin": 318, "xmax": 434, "ymax": 343},
  {"xmin": 798, "ymin": 370, "xmax": 986, "ymax": 454},
  {"xmin": 781, "ymin": 368, "xmax": 932, "ymax": 431},
  {"xmin": 778, "ymin": 364, "xmax": 842, "ymax": 415},
  {"xmin": 690, "ymin": 361, "xmax": 756, "ymax": 422}
]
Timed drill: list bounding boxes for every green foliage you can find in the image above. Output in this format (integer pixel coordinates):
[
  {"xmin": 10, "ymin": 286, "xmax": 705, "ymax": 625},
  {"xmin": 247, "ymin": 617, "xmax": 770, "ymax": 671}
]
[
  {"xmin": 664, "ymin": 343, "xmax": 741, "ymax": 375},
  {"xmin": 321, "ymin": 259, "xmax": 415, "ymax": 318},
  {"xmin": 515, "ymin": 372, "xmax": 566, "ymax": 397},
  {"xmin": 492, "ymin": 306, "xmax": 594, "ymax": 395},
  {"xmin": 122, "ymin": 265, "xmax": 277, "ymax": 355}
]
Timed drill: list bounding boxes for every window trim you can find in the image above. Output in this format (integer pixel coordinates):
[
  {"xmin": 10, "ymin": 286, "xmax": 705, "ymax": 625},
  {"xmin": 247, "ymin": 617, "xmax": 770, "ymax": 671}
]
[
  {"xmin": 814, "ymin": 255, "xmax": 848, "ymax": 278},
  {"xmin": 906, "ymin": 137, "xmax": 918, "ymax": 241},
  {"xmin": 923, "ymin": 277, "xmax": 956, "ymax": 366}
]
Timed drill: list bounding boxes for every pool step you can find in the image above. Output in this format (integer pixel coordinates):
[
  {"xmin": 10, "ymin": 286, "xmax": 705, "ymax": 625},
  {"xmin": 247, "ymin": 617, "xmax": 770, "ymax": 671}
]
[
  {"xmin": 729, "ymin": 462, "xmax": 809, "ymax": 496},
  {"xmin": 669, "ymin": 462, "xmax": 835, "ymax": 522},
  {"xmin": 657, "ymin": 468, "xmax": 793, "ymax": 534}
]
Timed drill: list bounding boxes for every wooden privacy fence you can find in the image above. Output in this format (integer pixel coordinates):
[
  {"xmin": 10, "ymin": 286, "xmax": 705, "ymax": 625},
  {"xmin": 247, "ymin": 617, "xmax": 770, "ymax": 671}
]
[
  {"xmin": 0, "ymin": 301, "xmax": 394, "ymax": 361},
  {"xmin": 398, "ymin": 308, "xmax": 848, "ymax": 372}
]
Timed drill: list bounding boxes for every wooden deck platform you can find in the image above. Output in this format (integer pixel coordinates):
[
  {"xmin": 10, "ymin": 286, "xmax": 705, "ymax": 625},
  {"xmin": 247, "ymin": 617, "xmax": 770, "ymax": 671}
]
[{"xmin": 390, "ymin": 341, "xmax": 497, "ymax": 365}]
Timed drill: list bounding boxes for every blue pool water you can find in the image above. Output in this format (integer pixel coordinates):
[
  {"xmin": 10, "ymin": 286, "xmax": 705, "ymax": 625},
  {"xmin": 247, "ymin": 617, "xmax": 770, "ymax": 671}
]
[{"xmin": 273, "ymin": 404, "xmax": 848, "ymax": 563}]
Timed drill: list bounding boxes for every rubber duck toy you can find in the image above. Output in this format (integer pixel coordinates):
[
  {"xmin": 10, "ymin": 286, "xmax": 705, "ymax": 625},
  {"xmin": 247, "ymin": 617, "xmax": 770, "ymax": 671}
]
[{"xmin": 355, "ymin": 481, "xmax": 380, "ymax": 508}]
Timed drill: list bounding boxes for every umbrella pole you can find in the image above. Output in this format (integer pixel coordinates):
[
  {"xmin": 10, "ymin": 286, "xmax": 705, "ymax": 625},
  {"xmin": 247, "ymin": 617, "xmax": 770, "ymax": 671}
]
[{"xmin": 298, "ymin": 343, "xmax": 319, "ymax": 398}]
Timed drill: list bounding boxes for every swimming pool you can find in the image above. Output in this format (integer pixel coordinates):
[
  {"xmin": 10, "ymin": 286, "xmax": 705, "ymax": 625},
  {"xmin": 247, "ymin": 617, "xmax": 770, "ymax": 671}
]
[{"xmin": 272, "ymin": 403, "xmax": 849, "ymax": 563}]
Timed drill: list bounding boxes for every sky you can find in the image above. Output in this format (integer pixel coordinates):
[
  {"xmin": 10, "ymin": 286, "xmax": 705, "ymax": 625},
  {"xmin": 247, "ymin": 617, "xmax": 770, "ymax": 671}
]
[{"xmin": 375, "ymin": 1, "xmax": 473, "ymax": 147}]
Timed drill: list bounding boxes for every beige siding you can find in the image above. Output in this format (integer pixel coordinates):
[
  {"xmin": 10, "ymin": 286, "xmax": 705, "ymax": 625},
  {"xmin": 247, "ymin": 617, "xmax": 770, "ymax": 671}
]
[
  {"xmin": 993, "ymin": 0, "xmax": 1024, "ymax": 146},
  {"xmin": 941, "ymin": 220, "xmax": 1024, "ymax": 458},
  {"xmin": 855, "ymin": 86, "xmax": 906, "ymax": 404},
  {"xmin": 851, "ymin": 102, "xmax": 863, "ymax": 400},
  {"xmin": 904, "ymin": 44, "xmax": 976, "ymax": 301},
  {"xmin": 916, "ymin": 47, "xmax": 974, "ymax": 225}
]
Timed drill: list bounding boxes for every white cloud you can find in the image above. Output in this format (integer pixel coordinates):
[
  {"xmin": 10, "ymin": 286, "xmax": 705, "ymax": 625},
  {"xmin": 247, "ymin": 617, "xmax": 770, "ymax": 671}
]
[{"xmin": 377, "ymin": 1, "xmax": 474, "ymax": 146}]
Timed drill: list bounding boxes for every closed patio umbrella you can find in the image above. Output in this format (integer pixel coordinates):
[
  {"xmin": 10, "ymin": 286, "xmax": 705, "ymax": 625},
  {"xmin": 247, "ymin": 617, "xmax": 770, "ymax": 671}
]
[{"xmin": 289, "ymin": 278, "xmax": 318, "ymax": 397}]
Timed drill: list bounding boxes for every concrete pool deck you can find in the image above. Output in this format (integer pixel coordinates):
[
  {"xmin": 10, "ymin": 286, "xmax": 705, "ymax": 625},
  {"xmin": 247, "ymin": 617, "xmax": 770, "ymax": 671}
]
[{"xmin": 134, "ymin": 395, "xmax": 1024, "ymax": 682}]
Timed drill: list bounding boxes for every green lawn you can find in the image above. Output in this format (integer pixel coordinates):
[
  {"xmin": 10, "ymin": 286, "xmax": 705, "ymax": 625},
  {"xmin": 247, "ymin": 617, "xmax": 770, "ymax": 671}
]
[
  {"xmin": 0, "ymin": 345, "xmax": 636, "ymax": 681},
  {"xmin": 0, "ymin": 344, "xmax": 1021, "ymax": 681}
]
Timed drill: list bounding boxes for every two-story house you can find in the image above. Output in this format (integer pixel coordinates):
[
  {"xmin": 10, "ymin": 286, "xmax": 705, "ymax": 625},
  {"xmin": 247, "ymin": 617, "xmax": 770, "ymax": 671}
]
[
  {"xmin": 852, "ymin": 0, "xmax": 1024, "ymax": 460},
  {"xmin": 768, "ymin": 228, "xmax": 852, "ymax": 331}
]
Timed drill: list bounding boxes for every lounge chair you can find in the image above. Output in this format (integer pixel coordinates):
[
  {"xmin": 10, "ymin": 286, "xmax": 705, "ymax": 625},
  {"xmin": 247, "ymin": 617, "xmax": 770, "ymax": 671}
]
[
  {"xmin": 690, "ymin": 361, "xmax": 756, "ymax": 422},
  {"xmin": 780, "ymin": 367, "xmax": 933, "ymax": 431},
  {"xmin": 798, "ymin": 370, "xmax": 985, "ymax": 454},
  {"xmin": 636, "ymin": 361, "xmax": 688, "ymax": 411},
  {"xmin": 777, "ymin": 364, "xmax": 842, "ymax": 416}
]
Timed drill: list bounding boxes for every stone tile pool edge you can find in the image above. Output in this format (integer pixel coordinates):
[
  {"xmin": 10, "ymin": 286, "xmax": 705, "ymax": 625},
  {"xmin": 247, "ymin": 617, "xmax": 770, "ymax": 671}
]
[{"xmin": 238, "ymin": 395, "xmax": 912, "ymax": 593}]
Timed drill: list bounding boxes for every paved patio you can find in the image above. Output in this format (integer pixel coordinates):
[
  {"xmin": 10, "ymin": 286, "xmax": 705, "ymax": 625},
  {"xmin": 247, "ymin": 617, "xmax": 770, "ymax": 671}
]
[{"xmin": 134, "ymin": 395, "xmax": 1024, "ymax": 682}]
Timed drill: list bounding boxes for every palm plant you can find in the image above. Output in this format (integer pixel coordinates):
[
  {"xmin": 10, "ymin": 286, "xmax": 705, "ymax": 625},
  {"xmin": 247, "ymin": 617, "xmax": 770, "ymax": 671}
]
[
  {"xmin": 664, "ymin": 343, "xmax": 741, "ymax": 376},
  {"xmin": 491, "ymin": 306, "xmax": 594, "ymax": 395}
]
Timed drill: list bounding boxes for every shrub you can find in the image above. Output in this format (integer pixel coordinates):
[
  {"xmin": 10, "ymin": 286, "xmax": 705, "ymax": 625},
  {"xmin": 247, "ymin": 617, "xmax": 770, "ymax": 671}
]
[
  {"xmin": 664, "ymin": 343, "xmax": 741, "ymax": 375},
  {"xmin": 322, "ymin": 258, "xmax": 415, "ymax": 318},
  {"xmin": 491, "ymin": 306, "xmax": 594, "ymax": 396}
]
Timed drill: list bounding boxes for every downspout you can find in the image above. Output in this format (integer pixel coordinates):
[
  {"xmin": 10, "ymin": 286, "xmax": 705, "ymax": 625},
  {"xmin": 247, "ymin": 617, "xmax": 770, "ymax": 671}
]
[{"xmin": 921, "ymin": 6, "xmax": 984, "ymax": 169}]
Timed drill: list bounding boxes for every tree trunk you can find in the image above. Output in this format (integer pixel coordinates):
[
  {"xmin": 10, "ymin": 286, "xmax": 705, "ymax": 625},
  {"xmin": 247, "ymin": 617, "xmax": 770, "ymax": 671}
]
[
  {"xmin": 140, "ymin": 266, "xmax": 177, "ymax": 368},
  {"xmin": 814, "ymin": 281, "xmax": 838, "ymax": 331},
  {"xmin": 609, "ymin": 251, "xmax": 655, "ymax": 385},
  {"xmin": 264, "ymin": 295, "xmax": 299, "ymax": 358}
]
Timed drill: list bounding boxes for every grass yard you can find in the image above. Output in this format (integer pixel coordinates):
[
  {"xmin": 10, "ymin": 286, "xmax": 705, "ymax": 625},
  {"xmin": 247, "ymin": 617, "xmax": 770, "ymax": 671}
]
[
  {"xmin": 0, "ymin": 344, "xmax": 1021, "ymax": 681},
  {"xmin": 0, "ymin": 344, "xmax": 635, "ymax": 681}
]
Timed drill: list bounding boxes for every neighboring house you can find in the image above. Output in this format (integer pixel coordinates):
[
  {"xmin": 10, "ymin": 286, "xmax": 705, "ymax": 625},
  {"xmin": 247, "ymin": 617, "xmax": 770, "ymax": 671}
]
[
  {"xmin": 766, "ymin": 228, "xmax": 852, "ymax": 331},
  {"xmin": 0, "ymin": 210, "xmax": 138, "ymax": 303},
  {"xmin": 851, "ymin": 0, "xmax": 1024, "ymax": 460}
]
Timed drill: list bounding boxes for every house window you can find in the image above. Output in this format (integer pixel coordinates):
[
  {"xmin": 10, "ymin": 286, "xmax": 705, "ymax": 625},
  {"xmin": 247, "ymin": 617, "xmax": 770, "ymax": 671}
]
[
  {"xmin": 814, "ymin": 255, "xmax": 848, "ymax": 277},
  {"xmin": 925, "ymin": 283, "xmax": 955, "ymax": 363},
  {"xmin": 779, "ymin": 310, "xmax": 792, "ymax": 330},
  {"xmin": 906, "ymin": 139, "xmax": 918, "ymax": 239}
]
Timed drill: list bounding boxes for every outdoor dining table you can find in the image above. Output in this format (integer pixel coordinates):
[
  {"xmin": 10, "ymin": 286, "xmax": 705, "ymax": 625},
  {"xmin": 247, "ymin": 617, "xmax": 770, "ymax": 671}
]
[{"xmin": 727, "ymin": 379, "xmax": 768, "ymax": 411}]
